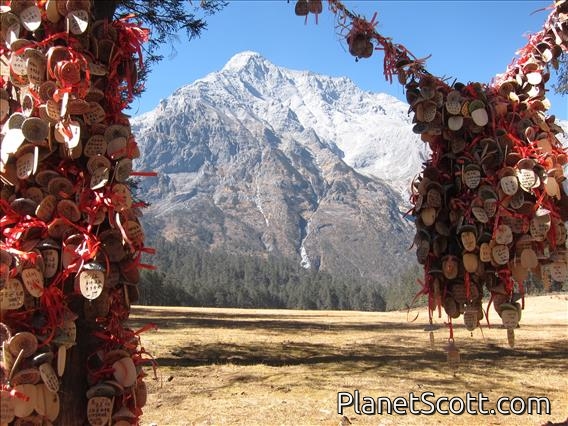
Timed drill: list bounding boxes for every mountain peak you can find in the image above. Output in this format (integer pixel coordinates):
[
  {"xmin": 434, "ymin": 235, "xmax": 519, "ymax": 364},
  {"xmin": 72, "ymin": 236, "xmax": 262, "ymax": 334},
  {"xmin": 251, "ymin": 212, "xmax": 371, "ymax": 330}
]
[{"xmin": 222, "ymin": 51, "xmax": 267, "ymax": 72}]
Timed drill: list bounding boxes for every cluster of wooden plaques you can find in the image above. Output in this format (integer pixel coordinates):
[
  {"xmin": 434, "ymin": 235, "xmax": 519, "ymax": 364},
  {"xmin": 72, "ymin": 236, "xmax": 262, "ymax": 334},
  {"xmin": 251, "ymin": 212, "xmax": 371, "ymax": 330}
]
[
  {"xmin": 399, "ymin": 2, "xmax": 568, "ymax": 350},
  {"xmin": 300, "ymin": 0, "xmax": 568, "ymax": 354},
  {"xmin": 1, "ymin": 1, "xmax": 152, "ymax": 424}
]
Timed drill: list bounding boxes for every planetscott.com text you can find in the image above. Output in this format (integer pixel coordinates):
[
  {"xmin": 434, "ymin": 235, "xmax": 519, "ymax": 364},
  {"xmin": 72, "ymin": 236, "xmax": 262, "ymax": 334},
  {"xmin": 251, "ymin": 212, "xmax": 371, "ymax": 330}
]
[{"xmin": 337, "ymin": 390, "xmax": 551, "ymax": 416}]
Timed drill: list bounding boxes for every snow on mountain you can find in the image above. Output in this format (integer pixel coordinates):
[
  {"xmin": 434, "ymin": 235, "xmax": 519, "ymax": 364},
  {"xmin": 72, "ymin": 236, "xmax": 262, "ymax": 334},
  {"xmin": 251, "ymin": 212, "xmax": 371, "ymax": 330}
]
[
  {"xmin": 131, "ymin": 51, "xmax": 567, "ymax": 280},
  {"xmin": 131, "ymin": 51, "xmax": 421, "ymax": 282},
  {"xmin": 135, "ymin": 51, "xmax": 427, "ymax": 200}
]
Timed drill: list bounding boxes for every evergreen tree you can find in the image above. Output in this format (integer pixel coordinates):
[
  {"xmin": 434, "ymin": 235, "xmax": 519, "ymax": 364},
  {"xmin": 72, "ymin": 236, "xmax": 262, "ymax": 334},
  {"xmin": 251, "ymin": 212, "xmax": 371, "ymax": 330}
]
[
  {"xmin": 93, "ymin": 1, "xmax": 227, "ymax": 85},
  {"xmin": 138, "ymin": 236, "xmax": 416, "ymax": 311},
  {"xmin": 554, "ymin": 53, "xmax": 568, "ymax": 95}
]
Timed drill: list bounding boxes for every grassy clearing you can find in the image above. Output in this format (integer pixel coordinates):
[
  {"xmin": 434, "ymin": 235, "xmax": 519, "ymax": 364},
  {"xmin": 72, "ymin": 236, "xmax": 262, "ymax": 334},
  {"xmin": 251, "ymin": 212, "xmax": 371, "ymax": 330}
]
[{"xmin": 127, "ymin": 294, "xmax": 568, "ymax": 426}]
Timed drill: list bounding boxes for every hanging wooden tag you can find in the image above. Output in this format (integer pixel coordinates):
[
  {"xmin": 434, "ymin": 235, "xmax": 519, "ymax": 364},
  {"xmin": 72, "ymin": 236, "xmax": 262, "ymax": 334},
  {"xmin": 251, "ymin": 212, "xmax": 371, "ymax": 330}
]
[
  {"xmin": 21, "ymin": 268, "xmax": 44, "ymax": 298},
  {"xmin": 77, "ymin": 264, "xmax": 105, "ymax": 300},
  {"xmin": 87, "ymin": 396, "xmax": 113, "ymax": 426},
  {"xmin": 84, "ymin": 134, "xmax": 107, "ymax": 157},
  {"xmin": 0, "ymin": 278, "xmax": 25, "ymax": 310},
  {"xmin": 39, "ymin": 362, "xmax": 60, "ymax": 393}
]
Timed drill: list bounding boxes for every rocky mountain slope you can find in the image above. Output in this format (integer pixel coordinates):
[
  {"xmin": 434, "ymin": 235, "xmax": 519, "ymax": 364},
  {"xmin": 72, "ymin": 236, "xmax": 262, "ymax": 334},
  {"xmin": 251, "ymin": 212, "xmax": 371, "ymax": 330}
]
[
  {"xmin": 131, "ymin": 51, "xmax": 567, "ymax": 284},
  {"xmin": 131, "ymin": 52, "xmax": 428, "ymax": 284}
]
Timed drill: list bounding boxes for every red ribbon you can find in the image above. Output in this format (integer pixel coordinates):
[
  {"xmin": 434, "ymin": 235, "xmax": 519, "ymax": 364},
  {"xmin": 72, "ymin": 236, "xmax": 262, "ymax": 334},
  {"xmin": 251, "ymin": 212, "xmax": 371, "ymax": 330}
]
[
  {"xmin": 0, "ymin": 385, "xmax": 30, "ymax": 402},
  {"xmin": 38, "ymin": 285, "xmax": 67, "ymax": 347}
]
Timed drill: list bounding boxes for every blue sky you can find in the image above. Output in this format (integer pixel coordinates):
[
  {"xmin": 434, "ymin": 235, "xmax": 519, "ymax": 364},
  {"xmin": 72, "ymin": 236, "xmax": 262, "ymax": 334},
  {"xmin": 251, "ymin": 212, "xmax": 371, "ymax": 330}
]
[{"xmin": 129, "ymin": 1, "xmax": 567, "ymax": 120}]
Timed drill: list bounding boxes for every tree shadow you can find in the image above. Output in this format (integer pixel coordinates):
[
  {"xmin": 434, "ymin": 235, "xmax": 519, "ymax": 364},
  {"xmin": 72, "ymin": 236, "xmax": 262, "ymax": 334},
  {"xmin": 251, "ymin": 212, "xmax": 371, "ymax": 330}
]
[
  {"xmin": 151, "ymin": 335, "xmax": 568, "ymax": 372},
  {"xmin": 129, "ymin": 306, "xmax": 426, "ymax": 333},
  {"xmin": 129, "ymin": 308, "xmax": 568, "ymax": 371},
  {"xmin": 130, "ymin": 306, "xmax": 568, "ymax": 399},
  {"xmin": 149, "ymin": 337, "xmax": 568, "ymax": 401}
]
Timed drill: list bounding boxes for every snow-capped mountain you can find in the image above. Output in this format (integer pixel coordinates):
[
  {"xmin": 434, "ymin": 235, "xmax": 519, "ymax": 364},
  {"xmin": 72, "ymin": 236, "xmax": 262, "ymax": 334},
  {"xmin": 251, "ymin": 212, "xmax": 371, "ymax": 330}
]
[
  {"xmin": 131, "ymin": 51, "xmax": 567, "ymax": 283},
  {"xmin": 131, "ymin": 51, "xmax": 424, "ymax": 283},
  {"xmin": 135, "ymin": 51, "xmax": 428, "ymax": 197}
]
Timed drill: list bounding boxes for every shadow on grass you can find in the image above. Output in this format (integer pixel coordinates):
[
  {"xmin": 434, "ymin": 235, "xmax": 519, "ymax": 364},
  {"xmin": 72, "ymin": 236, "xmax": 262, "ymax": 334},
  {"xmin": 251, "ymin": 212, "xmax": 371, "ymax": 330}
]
[
  {"xmin": 130, "ymin": 307, "xmax": 568, "ymax": 398},
  {"xmin": 129, "ymin": 308, "xmax": 430, "ymax": 333},
  {"xmin": 159, "ymin": 341, "xmax": 444, "ymax": 368},
  {"xmin": 154, "ymin": 339, "xmax": 567, "ymax": 369}
]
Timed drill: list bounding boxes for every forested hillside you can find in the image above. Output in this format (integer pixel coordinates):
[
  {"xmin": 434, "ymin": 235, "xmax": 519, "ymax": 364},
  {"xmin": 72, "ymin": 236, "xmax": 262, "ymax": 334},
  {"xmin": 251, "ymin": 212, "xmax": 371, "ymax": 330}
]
[
  {"xmin": 138, "ymin": 237, "xmax": 422, "ymax": 311},
  {"xmin": 138, "ymin": 235, "xmax": 565, "ymax": 311}
]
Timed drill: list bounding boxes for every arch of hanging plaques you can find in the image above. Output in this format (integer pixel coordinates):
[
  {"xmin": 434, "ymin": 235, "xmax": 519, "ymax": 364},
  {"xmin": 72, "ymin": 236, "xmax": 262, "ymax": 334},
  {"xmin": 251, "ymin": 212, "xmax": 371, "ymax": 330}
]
[
  {"xmin": 305, "ymin": 0, "xmax": 568, "ymax": 361},
  {"xmin": 0, "ymin": 0, "xmax": 567, "ymax": 423}
]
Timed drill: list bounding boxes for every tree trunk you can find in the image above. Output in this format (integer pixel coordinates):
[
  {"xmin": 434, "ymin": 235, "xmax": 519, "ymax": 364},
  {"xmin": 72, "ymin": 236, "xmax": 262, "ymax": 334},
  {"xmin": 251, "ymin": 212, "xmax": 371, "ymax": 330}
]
[
  {"xmin": 57, "ymin": 4, "xmax": 117, "ymax": 425},
  {"xmin": 59, "ymin": 338, "xmax": 88, "ymax": 425},
  {"xmin": 94, "ymin": 1, "xmax": 119, "ymax": 21}
]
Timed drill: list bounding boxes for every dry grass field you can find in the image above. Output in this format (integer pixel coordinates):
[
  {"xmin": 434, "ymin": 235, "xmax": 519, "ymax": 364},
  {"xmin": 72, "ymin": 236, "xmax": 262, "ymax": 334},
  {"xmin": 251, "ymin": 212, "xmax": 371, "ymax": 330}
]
[{"xmin": 127, "ymin": 294, "xmax": 568, "ymax": 426}]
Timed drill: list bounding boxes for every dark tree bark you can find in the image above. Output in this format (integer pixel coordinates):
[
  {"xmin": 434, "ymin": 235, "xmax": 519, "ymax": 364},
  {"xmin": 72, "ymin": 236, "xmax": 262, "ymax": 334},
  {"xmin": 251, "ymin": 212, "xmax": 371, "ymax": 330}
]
[
  {"xmin": 93, "ymin": 1, "xmax": 119, "ymax": 21},
  {"xmin": 54, "ymin": 3, "xmax": 225, "ymax": 425},
  {"xmin": 59, "ymin": 333, "xmax": 88, "ymax": 425}
]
